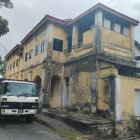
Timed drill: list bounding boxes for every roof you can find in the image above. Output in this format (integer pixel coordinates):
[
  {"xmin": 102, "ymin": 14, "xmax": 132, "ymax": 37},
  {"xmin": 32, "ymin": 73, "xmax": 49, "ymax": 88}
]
[
  {"xmin": 97, "ymin": 53, "xmax": 140, "ymax": 72},
  {"xmin": 66, "ymin": 3, "xmax": 139, "ymax": 26},
  {"xmin": 21, "ymin": 15, "xmax": 71, "ymax": 44},
  {"xmin": 20, "ymin": 3, "xmax": 139, "ymax": 44},
  {"xmin": 135, "ymin": 40, "xmax": 140, "ymax": 51},
  {"xmin": 5, "ymin": 44, "xmax": 23, "ymax": 60}
]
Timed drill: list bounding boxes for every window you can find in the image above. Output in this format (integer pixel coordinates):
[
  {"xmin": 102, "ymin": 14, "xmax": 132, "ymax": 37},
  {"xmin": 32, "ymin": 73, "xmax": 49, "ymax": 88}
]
[
  {"xmin": 114, "ymin": 23, "xmax": 121, "ymax": 33},
  {"xmin": 35, "ymin": 45, "xmax": 39, "ymax": 56},
  {"xmin": 16, "ymin": 59, "xmax": 18, "ymax": 67},
  {"xmin": 67, "ymin": 36, "xmax": 72, "ymax": 53},
  {"xmin": 29, "ymin": 49, "xmax": 33, "ymax": 59},
  {"xmin": 25, "ymin": 52, "xmax": 28, "ymax": 62},
  {"xmin": 53, "ymin": 38, "xmax": 63, "ymax": 52},
  {"xmin": 123, "ymin": 27, "xmax": 129, "ymax": 36},
  {"xmin": 103, "ymin": 18, "xmax": 111, "ymax": 29},
  {"xmin": 41, "ymin": 40, "xmax": 45, "ymax": 53},
  {"xmin": 10, "ymin": 64, "xmax": 11, "ymax": 69},
  {"xmin": 13, "ymin": 61, "xmax": 15, "ymax": 68}
]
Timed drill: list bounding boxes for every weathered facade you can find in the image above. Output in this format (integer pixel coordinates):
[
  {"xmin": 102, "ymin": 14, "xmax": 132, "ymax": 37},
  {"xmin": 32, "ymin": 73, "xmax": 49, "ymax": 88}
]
[{"xmin": 5, "ymin": 3, "xmax": 140, "ymax": 135}]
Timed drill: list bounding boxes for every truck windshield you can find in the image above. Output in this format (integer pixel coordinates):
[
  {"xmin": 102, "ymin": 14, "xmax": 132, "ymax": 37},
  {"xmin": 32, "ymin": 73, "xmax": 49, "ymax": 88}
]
[{"xmin": 3, "ymin": 82, "xmax": 37, "ymax": 97}]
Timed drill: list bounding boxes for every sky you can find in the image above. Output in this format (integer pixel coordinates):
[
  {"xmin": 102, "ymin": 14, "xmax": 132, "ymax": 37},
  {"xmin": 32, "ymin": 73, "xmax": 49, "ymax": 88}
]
[{"xmin": 0, "ymin": 0, "xmax": 140, "ymax": 58}]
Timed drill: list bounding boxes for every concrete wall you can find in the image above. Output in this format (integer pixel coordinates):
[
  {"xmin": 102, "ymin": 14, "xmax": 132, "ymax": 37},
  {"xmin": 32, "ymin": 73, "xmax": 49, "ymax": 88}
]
[{"xmin": 116, "ymin": 76, "xmax": 140, "ymax": 120}]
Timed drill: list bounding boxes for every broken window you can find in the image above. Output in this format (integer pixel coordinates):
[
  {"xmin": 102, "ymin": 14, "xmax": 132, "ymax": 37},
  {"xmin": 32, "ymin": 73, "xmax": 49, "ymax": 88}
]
[{"xmin": 53, "ymin": 38, "xmax": 63, "ymax": 52}]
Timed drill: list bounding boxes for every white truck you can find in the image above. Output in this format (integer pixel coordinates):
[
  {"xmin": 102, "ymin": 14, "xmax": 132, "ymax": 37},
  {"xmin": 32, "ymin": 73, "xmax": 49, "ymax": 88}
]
[{"xmin": 0, "ymin": 79, "xmax": 39, "ymax": 123}]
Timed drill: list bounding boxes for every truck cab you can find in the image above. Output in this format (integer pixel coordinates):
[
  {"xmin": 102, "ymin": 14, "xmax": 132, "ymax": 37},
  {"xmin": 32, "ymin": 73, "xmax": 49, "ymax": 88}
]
[{"xmin": 0, "ymin": 79, "xmax": 39, "ymax": 123}]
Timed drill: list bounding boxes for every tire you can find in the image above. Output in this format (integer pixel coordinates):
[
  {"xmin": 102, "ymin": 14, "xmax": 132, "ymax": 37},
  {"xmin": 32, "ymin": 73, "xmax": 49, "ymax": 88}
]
[{"xmin": 25, "ymin": 115, "xmax": 34, "ymax": 123}]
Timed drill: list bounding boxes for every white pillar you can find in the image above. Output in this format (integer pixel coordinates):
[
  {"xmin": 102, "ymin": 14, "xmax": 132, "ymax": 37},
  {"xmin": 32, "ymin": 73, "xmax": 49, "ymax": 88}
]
[
  {"xmin": 72, "ymin": 24, "xmax": 78, "ymax": 46},
  {"xmin": 115, "ymin": 76, "xmax": 121, "ymax": 121},
  {"xmin": 45, "ymin": 24, "xmax": 54, "ymax": 58}
]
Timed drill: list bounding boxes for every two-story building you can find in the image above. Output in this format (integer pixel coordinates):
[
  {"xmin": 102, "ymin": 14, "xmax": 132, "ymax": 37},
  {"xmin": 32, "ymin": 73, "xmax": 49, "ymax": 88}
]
[{"xmin": 5, "ymin": 3, "xmax": 140, "ymax": 134}]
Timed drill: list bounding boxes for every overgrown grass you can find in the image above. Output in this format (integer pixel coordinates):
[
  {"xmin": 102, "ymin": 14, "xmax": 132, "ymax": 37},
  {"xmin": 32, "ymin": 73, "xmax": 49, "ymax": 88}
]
[{"xmin": 55, "ymin": 129, "xmax": 83, "ymax": 140}]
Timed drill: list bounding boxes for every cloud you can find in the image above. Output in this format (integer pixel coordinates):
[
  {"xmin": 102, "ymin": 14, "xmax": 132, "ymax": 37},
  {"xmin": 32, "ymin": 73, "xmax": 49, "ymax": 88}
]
[{"xmin": 0, "ymin": 0, "xmax": 140, "ymax": 58}]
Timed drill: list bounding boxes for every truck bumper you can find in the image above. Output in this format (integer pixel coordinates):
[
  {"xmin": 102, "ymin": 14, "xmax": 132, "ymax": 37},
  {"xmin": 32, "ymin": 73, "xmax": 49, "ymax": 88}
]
[{"xmin": 1, "ymin": 109, "xmax": 38, "ymax": 115}]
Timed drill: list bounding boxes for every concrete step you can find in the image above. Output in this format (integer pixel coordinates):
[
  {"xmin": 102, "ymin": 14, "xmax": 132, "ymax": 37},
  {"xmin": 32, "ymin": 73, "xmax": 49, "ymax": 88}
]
[{"xmin": 43, "ymin": 109, "xmax": 114, "ymax": 138}]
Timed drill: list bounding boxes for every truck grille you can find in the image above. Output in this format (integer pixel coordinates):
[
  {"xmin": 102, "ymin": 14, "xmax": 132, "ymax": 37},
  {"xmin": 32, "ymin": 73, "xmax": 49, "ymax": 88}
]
[{"xmin": 1, "ymin": 102, "xmax": 38, "ymax": 109}]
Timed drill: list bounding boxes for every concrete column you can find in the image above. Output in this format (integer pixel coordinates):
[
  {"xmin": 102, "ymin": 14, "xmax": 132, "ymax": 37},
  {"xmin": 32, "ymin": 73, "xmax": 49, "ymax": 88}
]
[
  {"xmin": 71, "ymin": 24, "xmax": 78, "ymax": 56},
  {"xmin": 69, "ymin": 77, "xmax": 73, "ymax": 106},
  {"xmin": 115, "ymin": 76, "xmax": 121, "ymax": 121},
  {"xmin": 45, "ymin": 24, "xmax": 54, "ymax": 58},
  {"xmin": 72, "ymin": 24, "xmax": 78, "ymax": 46},
  {"xmin": 32, "ymin": 36, "xmax": 36, "ymax": 57},
  {"xmin": 130, "ymin": 26, "xmax": 135, "ymax": 60},
  {"xmin": 39, "ymin": 64, "xmax": 47, "ymax": 106},
  {"xmin": 95, "ymin": 10, "xmax": 103, "ymax": 51}
]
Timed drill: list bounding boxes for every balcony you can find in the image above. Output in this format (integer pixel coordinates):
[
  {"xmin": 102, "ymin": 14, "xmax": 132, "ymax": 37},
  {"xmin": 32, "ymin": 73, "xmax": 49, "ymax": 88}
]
[
  {"xmin": 101, "ymin": 27, "xmax": 132, "ymax": 59},
  {"xmin": 62, "ymin": 25, "xmax": 133, "ymax": 63}
]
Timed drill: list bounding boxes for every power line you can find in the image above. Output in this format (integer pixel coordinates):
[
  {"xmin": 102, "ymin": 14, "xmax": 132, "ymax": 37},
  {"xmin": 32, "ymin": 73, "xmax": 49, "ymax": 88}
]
[{"xmin": 106, "ymin": 0, "xmax": 115, "ymax": 5}]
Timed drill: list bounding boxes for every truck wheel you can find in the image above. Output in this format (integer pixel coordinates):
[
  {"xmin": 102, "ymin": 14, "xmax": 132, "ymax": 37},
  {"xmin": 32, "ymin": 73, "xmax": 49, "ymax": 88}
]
[{"xmin": 26, "ymin": 115, "xmax": 34, "ymax": 123}]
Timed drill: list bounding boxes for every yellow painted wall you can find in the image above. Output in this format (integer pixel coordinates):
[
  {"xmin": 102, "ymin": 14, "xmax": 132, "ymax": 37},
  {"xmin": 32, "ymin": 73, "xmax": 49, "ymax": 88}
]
[
  {"xmin": 98, "ymin": 67, "xmax": 117, "ymax": 110},
  {"xmin": 5, "ymin": 54, "xmax": 23, "ymax": 80},
  {"xmin": 51, "ymin": 24, "xmax": 67, "ymax": 63},
  {"xmin": 71, "ymin": 72, "xmax": 92, "ymax": 105},
  {"xmin": 23, "ymin": 27, "xmax": 47, "ymax": 70},
  {"xmin": 119, "ymin": 76, "xmax": 140, "ymax": 119},
  {"xmin": 102, "ymin": 27, "xmax": 132, "ymax": 59},
  {"xmin": 83, "ymin": 29, "xmax": 95, "ymax": 45}
]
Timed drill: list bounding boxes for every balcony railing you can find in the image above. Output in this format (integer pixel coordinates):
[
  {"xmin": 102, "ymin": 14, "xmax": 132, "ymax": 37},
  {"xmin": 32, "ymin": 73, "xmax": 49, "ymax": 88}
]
[{"xmin": 64, "ymin": 42, "xmax": 93, "ymax": 55}]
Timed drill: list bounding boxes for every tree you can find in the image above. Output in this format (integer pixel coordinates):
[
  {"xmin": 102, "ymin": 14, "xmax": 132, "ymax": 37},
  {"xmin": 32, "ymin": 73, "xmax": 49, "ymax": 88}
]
[
  {"xmin": 0, "ymin": 55, "xmax": 4, "ymax": 76},
  {"xmin": 0, "ymin": 0, "xmax": 13, "ymax": 37},
  {"xmin": 0, "ymin": 16, "xmax": 9, "ymax": 37},
  {"xmin": 0, "ymin": 0, "xmax": 13, "ymax": 8}
]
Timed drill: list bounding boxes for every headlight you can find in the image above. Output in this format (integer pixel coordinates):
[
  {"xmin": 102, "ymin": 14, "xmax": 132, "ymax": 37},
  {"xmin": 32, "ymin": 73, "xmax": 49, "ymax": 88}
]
[
  {"xmin": 35, "ymin": 99, "xmax": 39, "ymax": 102},
  {"xmin": 32, "ymin": 105, "xmax": 37, "ymax": 108}
]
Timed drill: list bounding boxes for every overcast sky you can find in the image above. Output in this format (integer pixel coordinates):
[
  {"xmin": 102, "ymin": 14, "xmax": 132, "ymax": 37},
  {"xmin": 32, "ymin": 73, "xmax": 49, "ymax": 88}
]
[{"xmin": 0, "ymin": 0, "xmax": 140, "ymax": 57}]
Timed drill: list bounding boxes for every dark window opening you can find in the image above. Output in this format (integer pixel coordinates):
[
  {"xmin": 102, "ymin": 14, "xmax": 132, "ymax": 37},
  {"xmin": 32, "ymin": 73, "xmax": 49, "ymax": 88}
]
[
  {"xmin": 41, "ymin": 40, "xmax": 45, "ymax": 53},
  {"xmin": 67, "ymin": 36, "xmax": 72, "ymax": 53},
  {"xmin": 16, "ymin": 59, "xmax": 18, "ymax": 67},
  {"xmin": 25, "ymin": 52, "xmax": 28, "ymax": 62},
  {"xmin": 13, "ymin": 61, "xmax": 15, "ymax": 68},
  {"xmin": 10, "ymin": 64, "xmax": 12, "ymax": 70},
  {"xmin": 65, "ymin": 77, "xmax": 69, "ymax": 85},
  {"xmin": 118, "ymin": 68, "xmax": 140, "ymax": 78},
  {"xmin": 29, "ymin": 50, "xmax": 33, "ymax": 59},
  {"xmin": 53, "ymin": 38, "xmax": 63, "ymax": 52},
  {"xmin": 35, "ymin": 45, "xmax": 39, "ymax": 56},
  {"xmin": 78, "ymin": 14, "xmax": 94, "ymax": 45}
]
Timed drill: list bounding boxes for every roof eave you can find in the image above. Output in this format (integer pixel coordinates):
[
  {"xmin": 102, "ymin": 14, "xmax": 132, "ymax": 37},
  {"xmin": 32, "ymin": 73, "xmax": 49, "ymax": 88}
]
[
  {"xmin": 66, "ymin": 3, "xmax": 139, "ymax": 26},
  {"xmin": 21, "ymin": 16, "xmax": 68, "ymax": 44}
]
